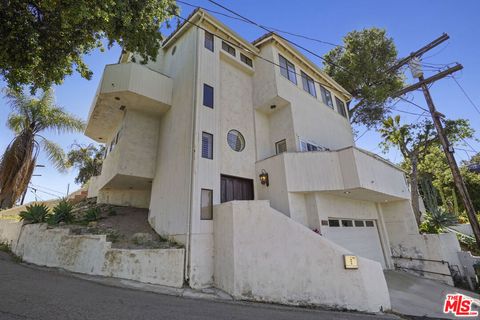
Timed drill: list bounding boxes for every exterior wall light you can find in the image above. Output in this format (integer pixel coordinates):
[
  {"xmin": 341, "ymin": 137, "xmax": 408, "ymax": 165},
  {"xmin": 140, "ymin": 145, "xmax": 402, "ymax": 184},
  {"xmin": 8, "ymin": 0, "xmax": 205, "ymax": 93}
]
[{"xmin": 259, "ymin": 169, "xmax": 269, "ymax": 187}]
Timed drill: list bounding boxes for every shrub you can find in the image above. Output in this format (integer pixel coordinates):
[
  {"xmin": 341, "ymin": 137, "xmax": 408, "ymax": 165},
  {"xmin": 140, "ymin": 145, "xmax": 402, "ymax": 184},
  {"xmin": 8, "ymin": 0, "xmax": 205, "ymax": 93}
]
[
  {"xmin": 19, "ymin": 204, "xmax": 51, "ymax": 223},
  {"xmin": 49, "ymin": 198, "xmax": 74, "ymax": 225},
  {"xmin": 84, "ymin": 207, "xmax": 100, "ymax": 222}
]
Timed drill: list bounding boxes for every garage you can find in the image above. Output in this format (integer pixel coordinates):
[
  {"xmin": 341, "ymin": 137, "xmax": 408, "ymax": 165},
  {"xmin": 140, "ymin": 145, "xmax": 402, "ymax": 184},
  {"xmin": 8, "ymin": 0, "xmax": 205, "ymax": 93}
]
[{"xmin": 324, "ymin": 218, "xmax": 386, "ymax": 268}]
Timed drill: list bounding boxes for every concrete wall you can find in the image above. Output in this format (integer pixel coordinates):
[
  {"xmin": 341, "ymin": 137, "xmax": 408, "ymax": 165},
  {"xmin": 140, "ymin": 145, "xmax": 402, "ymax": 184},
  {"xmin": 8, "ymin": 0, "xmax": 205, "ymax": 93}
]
[
  {"xmin": 213, "ymin": 201, "xmax": 391, "ymax": 312},
  {"xmin": 0, "ymin": 218, "xmax": 23, "ymax": 251},
  {"xmin": 148, "ymin": 26, "xmax": 198, "ymax": 240},
  {"xmin": 97, "ymin": 189, "xmax": 151, "ymax": 209},
  {"xmin": 13, "ymin": 224, "xmax": 184, "ymax": 288}
]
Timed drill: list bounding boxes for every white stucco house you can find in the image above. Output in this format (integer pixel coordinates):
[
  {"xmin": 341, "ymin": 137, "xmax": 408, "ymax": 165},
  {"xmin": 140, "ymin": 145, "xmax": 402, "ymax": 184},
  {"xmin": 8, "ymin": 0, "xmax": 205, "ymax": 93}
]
[{"xmin": 85, "ymin": 9, "xmax": 470, "ymax": 312}]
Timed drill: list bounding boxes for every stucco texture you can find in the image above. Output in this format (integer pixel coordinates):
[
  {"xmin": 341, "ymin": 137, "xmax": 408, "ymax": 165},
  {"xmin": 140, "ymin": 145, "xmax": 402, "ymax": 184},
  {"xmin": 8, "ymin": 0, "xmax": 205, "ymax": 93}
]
[
  {"xmin": 213, "ymin": 201, "xmax": 391, "ymax": 312},
  {"xmin": 13, "ymin": 224, "xmax": 185, "ymax": 288}
]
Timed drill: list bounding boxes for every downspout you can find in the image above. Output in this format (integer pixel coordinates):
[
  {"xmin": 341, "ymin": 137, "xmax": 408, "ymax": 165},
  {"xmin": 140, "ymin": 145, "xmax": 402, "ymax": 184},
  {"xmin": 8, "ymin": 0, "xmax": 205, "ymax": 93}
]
[{"xmin": 185, "ymin": 19, "xmax": 201, "ymax": 283}]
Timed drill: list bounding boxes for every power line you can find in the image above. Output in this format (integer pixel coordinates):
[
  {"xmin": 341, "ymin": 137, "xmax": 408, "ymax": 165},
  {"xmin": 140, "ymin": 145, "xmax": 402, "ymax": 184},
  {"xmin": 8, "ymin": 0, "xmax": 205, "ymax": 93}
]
[
  {"xmin": 177, "ymin": 0, "xmax": 342, "ymax": 47},
  {"xmin": 173, "ymin": 13, "xmax": 345, "ymax": 95},
  {"xmin": 206, "ymin": 0, "xmax": 352, "ymax": 74},
  {"xmin": 30, "ymin": 183, "xmax": 65, "ymax": 196},
  {"xmin": 451, "ymin": 76, "xmax": 480, "ymax": 116}
]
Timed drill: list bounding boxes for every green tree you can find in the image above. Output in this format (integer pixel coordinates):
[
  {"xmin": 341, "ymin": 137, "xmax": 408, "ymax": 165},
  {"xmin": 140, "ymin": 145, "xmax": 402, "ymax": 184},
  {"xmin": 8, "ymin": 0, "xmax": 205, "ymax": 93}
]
[
  {"xmin": 380, "ymin": 115, "xmax": 474, "ymax": 225},
  {"xmin": 0, "ymin": 89, "xmax": 84, "ymax": 209},
  {"xmin": 0, "ymin": 0, "xmax": 178, "ymax": 92},
  {"xmin": 323, "ymin": 28, "xmax": 404, "ymax": 128},
  {"xmin": 418, "ymin": 177, "xmax": 458, "ymax": 234},
  {"xmin": 420, "ymin": 147, "xmax": 480, "ymax": 217},
  {"xmin": 66, "ymin": 143, "xmax": 105, "ymax": 185}
]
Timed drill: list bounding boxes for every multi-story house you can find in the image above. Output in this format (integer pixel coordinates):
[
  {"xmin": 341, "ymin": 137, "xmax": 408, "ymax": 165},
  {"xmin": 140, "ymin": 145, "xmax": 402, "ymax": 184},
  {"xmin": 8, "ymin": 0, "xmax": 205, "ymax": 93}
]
[{"xmin": 85, "ymin": 8, "xmax": 467, "ymax": 312}]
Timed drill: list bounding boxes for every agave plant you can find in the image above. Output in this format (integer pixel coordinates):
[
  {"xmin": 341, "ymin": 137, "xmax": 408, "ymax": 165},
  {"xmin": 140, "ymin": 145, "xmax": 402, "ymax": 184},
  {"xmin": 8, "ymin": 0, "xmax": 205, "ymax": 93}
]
[
  {"xmin": 0, "ymin": 89, "xmax": 84, "ymax": 209},
  {"xmin": 49, "ymin": 198, "xmax": 74, "ymax": 225},
  {"xmin": 19, "ymin": 203, "xmax": 51, "ymax": 223}
]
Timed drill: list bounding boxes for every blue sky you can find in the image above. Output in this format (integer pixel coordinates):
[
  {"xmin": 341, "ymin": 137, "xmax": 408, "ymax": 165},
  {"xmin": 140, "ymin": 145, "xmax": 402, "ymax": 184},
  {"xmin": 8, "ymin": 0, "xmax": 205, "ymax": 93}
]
[{"xmin": 1, "ymin": 0, "xmax": 480, "ymax": 203}]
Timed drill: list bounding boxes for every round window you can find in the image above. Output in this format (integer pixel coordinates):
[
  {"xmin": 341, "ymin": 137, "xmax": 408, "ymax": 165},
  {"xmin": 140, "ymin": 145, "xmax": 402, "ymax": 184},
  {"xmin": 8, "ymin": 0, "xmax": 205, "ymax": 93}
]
[{"xmin": 227, "ymin": 130, "xmax": 245, "ymax": 152}]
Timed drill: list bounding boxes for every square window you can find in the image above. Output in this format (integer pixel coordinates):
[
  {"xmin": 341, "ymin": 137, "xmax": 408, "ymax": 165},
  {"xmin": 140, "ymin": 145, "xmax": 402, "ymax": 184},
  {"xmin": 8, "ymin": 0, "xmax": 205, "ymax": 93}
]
[
  {"xmin": 275, "ymin": 139, "xmax": 287, "ymax": 154},
  {"xmin": 222, "ymin": 41, "xmax": 236, "ymax": 56},
  {"xmin": 204, "ymin": 31, "xmax": 214, "ymax": 52},
  {"xmin": 301, "ymin": 71, "xmax": 316, "ymax": 97},
  {"xmin": 354, "ymin": 220, "xmax": 365, "ymax": 227},
  {"xmin": 335, "ymin": 96, "xmax": 347, "ymax": 118},
  {"xmin": 365, "ymin": 221, "xmax": 375, "ymax": 227},
  {"xmin": 203, "ymin": 84, "xmax": 214, "ymax": 108},
  {"xmin": 320, "ymin": 85, "xmax": 334, "ymax": 108},
  {"xmin": 342, "ymin": 220, "xmax": 353, "ymax": 227},
  {"xmin": 201, "ymin": 189, "xmax": 213, "ymax": 220},
  {"xmin": 328, "ymin": 219, "xmax": 340, "ymax": 227},
  {"xmin": 240, "ymin": 53, "xmax": 253, "ymax": 67},
  {"xmin": 279, "ymin": 54, "xmax": 297, "ymax": 85},
  {"xmin": 202, "ymin": 132, "xmax": 213, "ymax": 159}
]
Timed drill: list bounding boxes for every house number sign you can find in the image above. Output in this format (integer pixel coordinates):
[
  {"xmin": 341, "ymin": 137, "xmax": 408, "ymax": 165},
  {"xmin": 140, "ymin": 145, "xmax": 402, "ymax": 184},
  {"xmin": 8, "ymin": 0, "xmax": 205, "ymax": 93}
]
[{"xmin": 343, "ymin": 255, "xmax": 359, "ymax": 269}]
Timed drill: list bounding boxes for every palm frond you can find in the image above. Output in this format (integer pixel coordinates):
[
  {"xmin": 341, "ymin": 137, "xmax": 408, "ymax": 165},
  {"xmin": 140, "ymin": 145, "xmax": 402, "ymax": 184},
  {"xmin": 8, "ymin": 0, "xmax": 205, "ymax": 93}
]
[
  {"xmin": 40, "ymin": 138, "xmax": 67, "ymax": 172},
  {"xmin": 7, "ymin": 114, "xmax": 27, "ymax": 133},
  {"xmin": 43, "ymin": 107, "xmax": 85, "ymax": 134}
]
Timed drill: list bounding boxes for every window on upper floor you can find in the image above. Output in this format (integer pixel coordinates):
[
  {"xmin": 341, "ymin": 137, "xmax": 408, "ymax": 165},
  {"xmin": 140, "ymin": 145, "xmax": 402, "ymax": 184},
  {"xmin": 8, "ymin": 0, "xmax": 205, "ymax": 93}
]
[
  {"xmin": 222, "ymin": 41, "xmax": 236, "ymax": 56},
  {"xmin": 299, "ymin": 138, "xmax": 328, "ymax": 152},
  {"xmin": 320, "ymin": 85, "xmax": 334, "ymax": 108},
  {"xmin": 240, "ymin": 53, "xmax": 253, "ymax": 67},
  {"xmin": 202, "ymin": 132, "xmax": 213, "ymax": 159},
  {"xmin": 205, "ymin": 31, "xmax": 214, "ymax": 52},
  {"xmin": 275, "ymin": 139, "xmax": 287, "ymax": 154},
  {"xmin": 279, "ymin": 54, "xmax": 297, "ymax": 85},
  {"xmin": 335, "ymin": 96, "xmax": 348, "ymax": 118},
  {"xmin": 203, "ymin": 84, "xmax": 214, "ymax": 108},
  {"xmin": 301, "ymin": 71, "xmax": 316, "ymax": 97}
]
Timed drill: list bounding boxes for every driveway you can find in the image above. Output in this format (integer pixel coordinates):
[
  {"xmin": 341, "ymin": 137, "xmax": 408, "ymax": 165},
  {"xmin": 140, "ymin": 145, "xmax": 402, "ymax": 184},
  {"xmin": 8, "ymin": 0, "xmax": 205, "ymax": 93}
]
[
  {"xmin": 0, "ymin": 252, "xmax": 399, "ymax": 320},
  {"xmin": 385, "ymin": 270, "xmax": 479, "ymax": 319}
]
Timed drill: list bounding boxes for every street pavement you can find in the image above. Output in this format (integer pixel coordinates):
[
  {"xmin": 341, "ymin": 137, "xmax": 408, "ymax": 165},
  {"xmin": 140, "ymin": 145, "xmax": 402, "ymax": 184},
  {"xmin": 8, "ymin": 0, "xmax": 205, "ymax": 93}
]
[{"xmin": 0, "ymin": 252, "xmax": 401, "ymax": 320}]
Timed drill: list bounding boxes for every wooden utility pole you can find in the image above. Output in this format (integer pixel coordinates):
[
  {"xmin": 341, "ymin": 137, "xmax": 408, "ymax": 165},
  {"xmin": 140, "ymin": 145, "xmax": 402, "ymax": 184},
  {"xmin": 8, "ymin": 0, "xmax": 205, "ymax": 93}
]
[{"xmin": 392, "ymin": 34, "xmax": 480, "ymax": 248}]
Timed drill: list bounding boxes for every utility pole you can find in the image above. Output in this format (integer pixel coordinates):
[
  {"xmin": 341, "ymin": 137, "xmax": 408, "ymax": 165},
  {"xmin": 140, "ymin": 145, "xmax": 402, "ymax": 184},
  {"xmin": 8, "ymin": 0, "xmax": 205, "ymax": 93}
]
[{"xmin": 393, "ymin": 34, "xmax": 480, "ymax": 248}]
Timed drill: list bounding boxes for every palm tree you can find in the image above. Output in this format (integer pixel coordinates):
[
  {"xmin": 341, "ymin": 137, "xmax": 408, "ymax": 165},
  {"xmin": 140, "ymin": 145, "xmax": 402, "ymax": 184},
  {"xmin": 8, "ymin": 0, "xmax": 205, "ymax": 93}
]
[{"xmin": 0, "ymin": 89, "xmax": 85, "ymax": 209}]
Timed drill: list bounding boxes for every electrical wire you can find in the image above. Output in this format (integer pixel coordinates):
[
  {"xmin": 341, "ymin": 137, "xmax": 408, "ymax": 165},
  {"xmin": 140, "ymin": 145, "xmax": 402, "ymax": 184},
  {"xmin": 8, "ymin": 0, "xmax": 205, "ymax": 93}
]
[
  {"xmin": 30, "ymin": 183, "xmax": 65, "ymax": 196},
  {"xmin": 451, "ymin": 76, "xmax": 480, "ymax": 117},
  {"xmin": 172, "ymin": 13, "xmax": 346, "ymax": 95},
  {"xmin": 206, "ymin": 0, "xmax": 352, "ymax": 74},
  {"xmin": 177, "ymin": 0, "xmax": 342, "ymax": 47}
]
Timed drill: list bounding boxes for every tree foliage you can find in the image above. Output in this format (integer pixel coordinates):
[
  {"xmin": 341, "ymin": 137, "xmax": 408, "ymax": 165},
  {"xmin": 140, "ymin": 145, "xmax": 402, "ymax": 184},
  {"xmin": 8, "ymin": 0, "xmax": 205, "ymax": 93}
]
[
  {"xmin": 323, "ymin": 28, "xmax": 404, "ymax": 128},
  {"xmin": 380, "ymin": 115, "xmax": 474, "ymax": 224},
  {"xmin": 66, "ymin": 143, "xmax": 105, "ymax": 185},
  {"xmin": 0, "ymin": 0, "xmax": 178, "ymax": 92},
  {"xmin": 0, "ymin": 89, "xmax": 84, "ymax": 209}
]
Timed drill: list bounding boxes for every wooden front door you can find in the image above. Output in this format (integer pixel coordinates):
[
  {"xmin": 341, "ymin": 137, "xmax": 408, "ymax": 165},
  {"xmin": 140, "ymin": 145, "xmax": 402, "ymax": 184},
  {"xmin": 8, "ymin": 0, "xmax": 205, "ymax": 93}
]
[{"xmin": 220, "ymin": 175, "xmax": 254, "ymax": 203}]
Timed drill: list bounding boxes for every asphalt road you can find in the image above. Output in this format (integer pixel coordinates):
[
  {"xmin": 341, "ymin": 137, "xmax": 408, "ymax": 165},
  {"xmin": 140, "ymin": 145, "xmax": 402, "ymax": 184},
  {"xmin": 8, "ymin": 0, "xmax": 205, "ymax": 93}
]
[{"xmin": 0, "ymin": 252, "xmax": 400, "ymax": 320}]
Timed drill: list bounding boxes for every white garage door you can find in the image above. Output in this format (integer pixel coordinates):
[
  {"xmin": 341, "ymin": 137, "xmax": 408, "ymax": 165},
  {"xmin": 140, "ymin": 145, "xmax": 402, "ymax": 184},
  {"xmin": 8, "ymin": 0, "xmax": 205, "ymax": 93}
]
[{"xmin": 324, "ymin": 219, "xmax": 386, "ymax": 268}]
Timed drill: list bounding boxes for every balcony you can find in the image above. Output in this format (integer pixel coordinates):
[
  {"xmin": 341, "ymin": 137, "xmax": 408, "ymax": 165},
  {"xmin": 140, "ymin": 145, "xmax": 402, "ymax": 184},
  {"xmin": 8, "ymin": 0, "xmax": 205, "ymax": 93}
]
[
  {"xmin": 85, "ymin": 63, "xmax": 173, "ymax": 142},
  {"xmin": 256, "ymin": 147, "xmax": 410, "ymax": 202}
]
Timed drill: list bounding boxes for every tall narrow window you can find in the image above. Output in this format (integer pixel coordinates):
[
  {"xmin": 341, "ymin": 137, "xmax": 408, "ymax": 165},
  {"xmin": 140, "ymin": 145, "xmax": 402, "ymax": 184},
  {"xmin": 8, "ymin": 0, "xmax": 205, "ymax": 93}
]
[
  {"xmin": 222, "ymin": 41, "xmax": 236, "ymax": 56},
  {"xmin": 204, "ymin": 31, "xmax": 214, "ymax": 52},
  {"xmin": 201, "ymin": 189, "xmax": 213, "ymax": 220},
  {"xmin": 240, "ymin": 53, "xmax": 253, "ymax": 67},
  {"xmin": 275, "ymin": 139, "xmax": 287, "ymax": 154},
  {"xmin": 335, "ymin": 96, "xmax": 347, "ymax": 118},
  {"xmin": 279, "ymin": 54, "xmax": 297, "ymax": 84},
  {"xmin": 203, "ymin": 84, "xmax": 214, "ymax": 108},
  {"xmin": 301, "ymin": 71, "xmax": 316, "ymax": 97},
  {"xmin": 202, "ymin": 132, "xmax": 213, "ymax": 159},
  {"xmin": 320, "ymin": 85, "xmax": 333, "ymax": 108}
]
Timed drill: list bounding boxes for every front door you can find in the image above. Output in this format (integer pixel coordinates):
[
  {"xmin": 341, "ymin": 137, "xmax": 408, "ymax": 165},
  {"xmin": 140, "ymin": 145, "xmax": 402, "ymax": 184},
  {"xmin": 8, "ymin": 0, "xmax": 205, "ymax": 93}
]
[{"xmin": 220, "ymin": 175, "xmax": 254, "ymax": 203}]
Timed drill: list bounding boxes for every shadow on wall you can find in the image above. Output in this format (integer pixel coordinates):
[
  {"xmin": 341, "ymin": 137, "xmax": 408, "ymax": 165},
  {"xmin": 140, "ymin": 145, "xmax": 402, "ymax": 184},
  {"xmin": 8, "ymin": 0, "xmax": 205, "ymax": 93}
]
[{"xmin": 213, "ymin": 200, "xmax": 391, "ymax": 313}]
